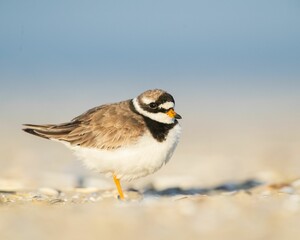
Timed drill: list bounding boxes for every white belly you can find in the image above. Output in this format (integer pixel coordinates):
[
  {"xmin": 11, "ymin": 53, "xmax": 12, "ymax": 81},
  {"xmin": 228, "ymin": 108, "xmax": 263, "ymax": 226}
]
[{"xmin": 66, "ymin": 124, "xmax": 181, "ymax": 181}]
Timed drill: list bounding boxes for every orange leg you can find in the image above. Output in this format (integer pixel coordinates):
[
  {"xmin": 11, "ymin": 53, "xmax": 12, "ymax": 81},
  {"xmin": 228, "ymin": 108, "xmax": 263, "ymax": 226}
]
[{"xmin": 113, "ymin": 175, "xmax": 125, "ymax": 200}]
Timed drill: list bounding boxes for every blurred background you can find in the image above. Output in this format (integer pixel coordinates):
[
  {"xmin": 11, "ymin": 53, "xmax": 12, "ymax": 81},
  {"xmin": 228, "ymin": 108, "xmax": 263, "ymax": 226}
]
[{"xmin": 0, "ymin": 0, "xmax": 299, "ymax": 189}]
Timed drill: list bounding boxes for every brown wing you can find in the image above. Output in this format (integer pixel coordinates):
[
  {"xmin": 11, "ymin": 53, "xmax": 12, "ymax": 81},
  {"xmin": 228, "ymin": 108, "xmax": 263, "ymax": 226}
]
[{"xmin": 23, "ymin": 100, "xmax": 146, "ymax": 150}]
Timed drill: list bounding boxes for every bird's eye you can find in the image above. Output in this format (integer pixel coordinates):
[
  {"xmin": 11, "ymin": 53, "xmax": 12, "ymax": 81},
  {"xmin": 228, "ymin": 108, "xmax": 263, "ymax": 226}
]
[{"xmin": 149, "ymin": 102, "xmax": 158, "ymax": 109}]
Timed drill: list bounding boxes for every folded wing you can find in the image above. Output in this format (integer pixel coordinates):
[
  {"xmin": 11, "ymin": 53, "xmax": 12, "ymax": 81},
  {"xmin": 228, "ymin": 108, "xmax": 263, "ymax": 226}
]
[{"xmin": 23, "ymin": 101, "xmax": 145, "ymax": 150}]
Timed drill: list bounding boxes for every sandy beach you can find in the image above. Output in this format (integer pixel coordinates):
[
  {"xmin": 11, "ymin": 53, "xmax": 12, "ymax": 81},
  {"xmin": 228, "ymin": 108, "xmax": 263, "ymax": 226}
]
[{"xmin": 1, "ymin": 176, "xmax": 300, "ymax": 240}]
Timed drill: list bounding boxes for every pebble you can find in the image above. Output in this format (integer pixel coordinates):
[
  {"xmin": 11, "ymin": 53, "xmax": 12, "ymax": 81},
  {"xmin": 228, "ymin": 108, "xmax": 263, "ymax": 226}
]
[
  {"xmin": 38, "ymin": 188, "xmax": 60, "ymax": 197},
  {"xmin": 291, "ymin": 179, "xmax": 300, "ymax": 188},
  {"xmin": 278, "ymin": 186, "xmax": 295, "ymax": 194}
]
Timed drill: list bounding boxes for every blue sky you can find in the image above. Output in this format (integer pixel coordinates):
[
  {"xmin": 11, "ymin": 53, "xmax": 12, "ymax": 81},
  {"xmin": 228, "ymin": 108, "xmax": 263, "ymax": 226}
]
[
  {"xmin": 1, "ymin": 0, "xmax": 299, "ymax": 112},
  {"xmin": 1, "ymin": 0, "xmax": 299, "ymax": 78}
]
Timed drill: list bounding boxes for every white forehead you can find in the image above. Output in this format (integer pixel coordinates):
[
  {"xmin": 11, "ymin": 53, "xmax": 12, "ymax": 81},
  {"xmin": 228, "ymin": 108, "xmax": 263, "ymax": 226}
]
[
  {"xmin": 142, "ymin": 97, "xmax": 154, "ymax": 104},
  {"xmin": 141, "ymin": 97, "xmax": 174, "ymax": 109},
  {"xmin": 159, "ymin": 102, "xmax": 174, "ymax": 109}
]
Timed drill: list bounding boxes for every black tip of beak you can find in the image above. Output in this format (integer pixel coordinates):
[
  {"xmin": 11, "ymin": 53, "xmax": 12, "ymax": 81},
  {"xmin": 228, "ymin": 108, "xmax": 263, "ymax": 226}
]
[{"xmin": 175, "ymin": 113, "xmax": 182, "ymax": 119}]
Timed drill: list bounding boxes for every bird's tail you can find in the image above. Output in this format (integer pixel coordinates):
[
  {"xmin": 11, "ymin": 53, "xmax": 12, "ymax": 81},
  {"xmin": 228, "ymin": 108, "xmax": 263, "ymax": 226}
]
[{"xmin": 22, "ymin": 122, "xmax": 77, "ymax": 140}]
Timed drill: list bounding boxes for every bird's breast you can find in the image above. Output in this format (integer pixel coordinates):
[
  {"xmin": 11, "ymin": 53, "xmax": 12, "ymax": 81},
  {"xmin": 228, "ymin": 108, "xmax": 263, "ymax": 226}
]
[{"xmin": 69, "ymin": 123, "xmax": 181, "ymax": 181}]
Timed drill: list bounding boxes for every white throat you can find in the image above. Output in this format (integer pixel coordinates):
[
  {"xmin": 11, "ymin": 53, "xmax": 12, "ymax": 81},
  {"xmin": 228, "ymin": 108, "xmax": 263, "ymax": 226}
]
[{"xmin": 132, "ymin": 98, "xmax": 175, "ymax": 124}]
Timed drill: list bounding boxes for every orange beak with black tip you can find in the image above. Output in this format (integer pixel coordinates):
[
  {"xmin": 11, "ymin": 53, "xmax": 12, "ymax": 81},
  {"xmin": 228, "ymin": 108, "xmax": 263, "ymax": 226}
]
[{"xmin": 166, "ymin": 108, "xmax": 182, "ymax": 119}]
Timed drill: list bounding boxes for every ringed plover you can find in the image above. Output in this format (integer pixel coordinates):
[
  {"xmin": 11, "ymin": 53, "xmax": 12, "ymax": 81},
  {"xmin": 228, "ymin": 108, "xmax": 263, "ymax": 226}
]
[{"xmin": 23, "ymin": 89, "xmax": 182, "ymax": 200}]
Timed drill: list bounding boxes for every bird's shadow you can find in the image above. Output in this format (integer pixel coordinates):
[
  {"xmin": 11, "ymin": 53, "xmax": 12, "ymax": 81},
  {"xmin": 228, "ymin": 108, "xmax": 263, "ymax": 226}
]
[{"xmin": 141, "ymin": 179, "xmax": 262, "ymax": 197}]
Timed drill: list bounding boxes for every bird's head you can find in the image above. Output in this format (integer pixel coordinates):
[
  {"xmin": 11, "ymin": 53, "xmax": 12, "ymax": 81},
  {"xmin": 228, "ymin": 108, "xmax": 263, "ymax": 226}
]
[{"xmin": 132, "ymin": 89, "xmax": 182, "ymax": 124}]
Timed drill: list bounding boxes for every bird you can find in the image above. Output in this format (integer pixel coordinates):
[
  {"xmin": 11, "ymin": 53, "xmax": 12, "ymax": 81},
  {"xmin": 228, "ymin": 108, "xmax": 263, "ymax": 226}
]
[{"xmin": 23, "ymin": 89, "xmax": 182, "ymax": 200}]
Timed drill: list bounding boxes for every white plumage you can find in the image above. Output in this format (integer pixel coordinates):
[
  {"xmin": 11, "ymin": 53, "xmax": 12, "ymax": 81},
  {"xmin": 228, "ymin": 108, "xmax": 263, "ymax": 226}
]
[{"xmin": 66, "ymin": 123, "xmax": 181, "ymax": 181}]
